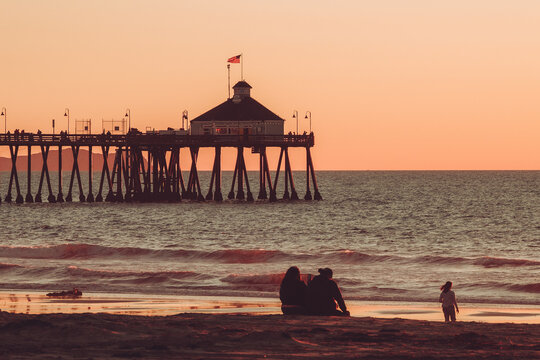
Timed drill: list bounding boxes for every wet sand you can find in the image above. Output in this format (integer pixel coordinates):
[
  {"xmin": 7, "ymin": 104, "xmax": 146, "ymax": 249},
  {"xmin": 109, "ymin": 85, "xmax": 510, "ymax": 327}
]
[
  {"xmin": 1, "ymin": 311, "xmax": 539, "ymax": 359},
  {"xmin": 1, "ymin": 291, "xmax": 539, "ymax": 323}
]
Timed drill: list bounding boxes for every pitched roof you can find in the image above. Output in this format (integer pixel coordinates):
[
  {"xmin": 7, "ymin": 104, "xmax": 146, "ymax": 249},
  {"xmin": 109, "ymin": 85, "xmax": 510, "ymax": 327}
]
[
  {"xmin": 190, "ymin": 97, "xmax": 284, "ymax": 122},
  {"xmin": 232, "ymin": 80, "xmax": 252, "ymax": 89}
]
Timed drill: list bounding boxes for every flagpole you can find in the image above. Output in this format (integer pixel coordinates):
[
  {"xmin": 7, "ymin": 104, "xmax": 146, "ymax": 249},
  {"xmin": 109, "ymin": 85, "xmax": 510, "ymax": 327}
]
[
  {"xmin": 227, "ymin": 64, "xmax": 231, "ymax": 99},
  {"xmin": 241, "ymin": 53, "xmax": 244, "ymax": 80}
]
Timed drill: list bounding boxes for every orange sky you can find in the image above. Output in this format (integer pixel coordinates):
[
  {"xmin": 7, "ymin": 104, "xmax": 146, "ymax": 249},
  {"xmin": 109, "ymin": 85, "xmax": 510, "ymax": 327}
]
[{"xmin": 1, "ymin": 1, "xmax": 539, "ymax": 170}]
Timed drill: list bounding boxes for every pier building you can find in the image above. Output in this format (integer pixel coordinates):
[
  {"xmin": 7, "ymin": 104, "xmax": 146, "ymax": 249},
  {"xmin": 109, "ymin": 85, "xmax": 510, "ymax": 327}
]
[{"xmin": 190, "ymin": 81, "xmax": 284, "ymax": 136}]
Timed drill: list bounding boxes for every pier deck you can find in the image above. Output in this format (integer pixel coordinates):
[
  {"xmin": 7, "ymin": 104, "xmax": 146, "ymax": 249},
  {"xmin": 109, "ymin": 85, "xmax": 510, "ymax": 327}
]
[{"xmin": 0, "ymin": 133, "xmax": 314, "ymax": 148}]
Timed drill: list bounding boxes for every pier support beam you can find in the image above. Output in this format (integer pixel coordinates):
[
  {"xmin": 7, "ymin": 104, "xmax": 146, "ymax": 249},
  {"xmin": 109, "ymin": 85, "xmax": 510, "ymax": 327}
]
[
  {"xmin": 25, "ymin": 145, "xmax": 33, "ymax": 203},
  {"xmin": 257, "ymin": 147, "xmax": 274, "ymax": 201},
  {"xmin": 97, "ymin": 145, "xmax": 113, "ymax": 202},
  {"xmin": 305, "ymin": 147, "xmax": 312, "ymax": 200},
  {"xmin": 122, "ymin": 148, "xmax": 131, "ymax": 202},
  {"xmin": 5, "ymin": 145, "xmax": 23, "ymax": 203},
  {"xmin": 129, "ymin": 146, "xmax": 147, "ymax": 202},
  {"xmin": 87, "ymin": 146, "xmax": 94, "ymax": 202},
  {"xmin": 258, "ymin": 148, "xmax": 267, "ymax": 200},
  {"xmin": 306, "ymin": 147, "xmax": 322, "ymax": 200},
  {"xmin": 110, "ymin": 147, "xmax": 124, "ymax": 202},
  {"xmin": 66, "ymin": 146, "xmax": 85, "ymax": 202},
  {"xmin": 57, "ymin": 146, "xmax": 64, "ymax": 202},
  {"xmin": 185, "ymin": 147, "xmax": 202, "ymax": 200},
  {"xmin": 271, "ymin": 147, "xmax": 285, "ymax": 202},
  {"xmin": 35, "ymin": 146, "xmax": 55, "ymax": 203},
  {"xmin": 233, "ymin": 147, "xmax": 253, "ymax": 201},
  {"xmin": 206, "ymin": 147, "xmax": 223, "ymax": 201},
  {"xmin": 168, "ymin": 147, "xmax": 182, "ymax": 202},
  {"xmin": 283, "ymin": 148, "xmax": 298, "ymax": 200},
  {"xmin": 214, "ymin": 147, "xmax": 222, "ymax": 201},
  {"xmin": 263, "ymin": 147, "xmax": 276, "ymax": 202}
]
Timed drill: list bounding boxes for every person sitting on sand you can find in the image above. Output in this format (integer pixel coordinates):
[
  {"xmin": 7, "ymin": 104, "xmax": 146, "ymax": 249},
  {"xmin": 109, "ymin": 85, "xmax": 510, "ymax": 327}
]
[
  {"xmin": 279, "ymin": 266, "xmax": 308, "ymax": 315},
  {"xmin": 439, "ymin": 281, "xmax": 459, "ymax": 322},
  {"xmin": 307, "ymin": 268, "xmax": 350, "ymax": 316}
]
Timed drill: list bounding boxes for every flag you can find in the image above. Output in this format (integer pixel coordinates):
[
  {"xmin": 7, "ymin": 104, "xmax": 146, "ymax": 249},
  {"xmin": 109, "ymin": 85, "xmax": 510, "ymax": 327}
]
[{"xmin": 228, "ymin": 54, "xmax": 241, "ymax": 63}]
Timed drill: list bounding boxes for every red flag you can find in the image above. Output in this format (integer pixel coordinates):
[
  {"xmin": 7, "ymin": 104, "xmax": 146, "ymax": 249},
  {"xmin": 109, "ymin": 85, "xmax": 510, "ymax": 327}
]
[{"xmin": 227, "ymin": 54, "xmax": 241, "ymax": 63}]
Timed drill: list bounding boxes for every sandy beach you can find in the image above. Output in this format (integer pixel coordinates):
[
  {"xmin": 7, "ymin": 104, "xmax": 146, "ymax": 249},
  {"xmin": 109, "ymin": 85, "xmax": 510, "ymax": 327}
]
[
  {"xmin": 1, "ymin": 311, "xmax": 539, "ymax": 359},
  {"xmin": 1, "ymin": 291, "xmax": 539, "ymax": 359}
]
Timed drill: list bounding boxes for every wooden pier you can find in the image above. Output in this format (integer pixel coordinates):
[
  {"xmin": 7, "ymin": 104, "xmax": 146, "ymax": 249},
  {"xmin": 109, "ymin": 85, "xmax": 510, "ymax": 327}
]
[{"xmin": 0, "ymin": 132, "xmax": 321, "ymax": 203}]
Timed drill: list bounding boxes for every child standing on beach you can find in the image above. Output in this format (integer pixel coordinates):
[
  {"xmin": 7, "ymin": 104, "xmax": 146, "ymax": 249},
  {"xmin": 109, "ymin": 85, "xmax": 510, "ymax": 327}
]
[{"xmin": 439, "ymin": 281, "xmax": 459, "ymax": 322}]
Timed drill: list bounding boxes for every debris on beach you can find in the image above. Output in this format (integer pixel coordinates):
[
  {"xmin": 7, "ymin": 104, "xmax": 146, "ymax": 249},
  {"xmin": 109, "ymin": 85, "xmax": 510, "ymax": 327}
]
[{"xmin": 46, "ymin": 288, "xmax": 83, "ymax": 298}]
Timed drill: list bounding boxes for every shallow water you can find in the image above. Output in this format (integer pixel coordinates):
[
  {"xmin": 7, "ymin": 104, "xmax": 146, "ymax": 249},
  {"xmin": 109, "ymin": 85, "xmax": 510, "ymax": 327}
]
[{"xmin": 1, "ymin": 171, "xmax": 539, "ymax": 305}]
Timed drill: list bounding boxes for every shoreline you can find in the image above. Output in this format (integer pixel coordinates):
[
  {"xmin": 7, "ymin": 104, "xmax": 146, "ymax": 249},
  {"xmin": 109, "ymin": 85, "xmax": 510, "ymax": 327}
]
[{"xmin": 1, "ymin": 290, "xmax": 539, "ymax": 324}]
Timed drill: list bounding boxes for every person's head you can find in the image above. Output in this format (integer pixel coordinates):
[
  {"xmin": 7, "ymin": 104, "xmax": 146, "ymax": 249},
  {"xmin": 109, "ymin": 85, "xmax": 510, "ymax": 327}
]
[
  {"xmin": 283, "ymin": 266, "xmax": 300, "ymax": 281},
  {"xmin": 440, "ymin": 281, "xmax": 452, "ymax": 292},
  {"xmin": 318, "ymin": 267, "xmax": 333, "ymax": 279}
]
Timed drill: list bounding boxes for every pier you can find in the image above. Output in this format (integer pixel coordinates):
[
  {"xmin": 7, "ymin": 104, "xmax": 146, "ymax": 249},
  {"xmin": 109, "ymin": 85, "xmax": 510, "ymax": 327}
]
[{"xmin": 0, "ymin": 132, "xmax": 322, "ymax": 204}]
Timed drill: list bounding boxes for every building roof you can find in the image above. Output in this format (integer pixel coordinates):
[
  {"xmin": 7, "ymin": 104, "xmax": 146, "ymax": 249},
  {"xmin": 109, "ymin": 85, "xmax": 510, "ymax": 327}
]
[
  {"xmin": 232, "ymin": 80, "xmax": 252, "ymax": 89},
  {"xmin": 190, "ymin": 96, "xmax": 284, "ymax": 122}
]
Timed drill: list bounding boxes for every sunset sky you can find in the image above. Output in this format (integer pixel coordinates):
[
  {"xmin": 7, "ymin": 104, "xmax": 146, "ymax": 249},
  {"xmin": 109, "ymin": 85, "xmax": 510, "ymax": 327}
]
[{"xmin": 1, "ymin": 1, "xmax": 539, "ymax": 170}]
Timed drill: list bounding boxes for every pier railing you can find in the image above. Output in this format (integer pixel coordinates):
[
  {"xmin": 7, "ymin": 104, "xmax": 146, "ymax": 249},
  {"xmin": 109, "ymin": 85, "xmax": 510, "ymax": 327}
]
[{"xmin": 0, "ymin": 133, "xmax": 314, "ymax": 148}]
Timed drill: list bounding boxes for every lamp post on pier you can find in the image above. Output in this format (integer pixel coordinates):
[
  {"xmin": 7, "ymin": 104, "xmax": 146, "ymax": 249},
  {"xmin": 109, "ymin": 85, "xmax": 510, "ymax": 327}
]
[
  {"xmin": 1, "ymin": 107, "xmax": 6, "ymax": 133},
  {"xmin": 125, "ymin": 108, "xmax": 131, "ymax": 133},
  {"xmin": 292, "ymin": 110, "xmax": 298, "ymax": 135},
  {"xmin": 304, "ymin": 111, "xmax": 311, "ymax": 133},
  {"xmin": 182, "ymin": 110, "xmax": 188, "ymax": 130},
  {"xmin": 64, "ymin": 108, "xmax": 70, "ymax": 134}
]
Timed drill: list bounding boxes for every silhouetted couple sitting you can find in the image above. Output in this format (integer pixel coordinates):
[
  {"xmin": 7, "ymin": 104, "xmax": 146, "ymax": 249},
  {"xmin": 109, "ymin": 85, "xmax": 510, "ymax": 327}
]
[{"xmin": 279, "ymin": 266, "xmax": 350, "ymax": 316}]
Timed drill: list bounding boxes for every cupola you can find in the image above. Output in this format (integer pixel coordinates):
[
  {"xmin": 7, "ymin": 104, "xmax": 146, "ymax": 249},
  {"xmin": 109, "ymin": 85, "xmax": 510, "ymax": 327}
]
[{"xmin": 232, "ymin": 81, "xmax": 252, "ymax": 103}]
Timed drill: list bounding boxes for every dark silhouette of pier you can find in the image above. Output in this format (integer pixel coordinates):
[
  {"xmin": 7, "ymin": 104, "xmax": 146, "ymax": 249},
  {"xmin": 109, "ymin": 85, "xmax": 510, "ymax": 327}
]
[{"xmin": 0, "ymin": 132, "xmax": 321, "ymax": 203}]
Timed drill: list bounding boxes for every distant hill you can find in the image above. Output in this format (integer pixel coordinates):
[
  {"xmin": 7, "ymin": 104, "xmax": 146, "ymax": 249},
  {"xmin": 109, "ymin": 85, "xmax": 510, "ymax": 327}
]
[{"xmin": 0, "ymin": 149, "xmax": 117, "ymax": 171}]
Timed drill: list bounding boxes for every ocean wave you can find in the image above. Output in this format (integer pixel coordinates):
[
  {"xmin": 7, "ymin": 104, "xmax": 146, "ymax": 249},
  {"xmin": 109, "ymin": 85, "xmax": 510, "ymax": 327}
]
[
  {"xmin": 507, "ymin": 283, "xmax": 540, "ymax": 294},
  {"xmin": 325, "ymin": 250, "xmax": 397, "ymax": 264},
  {"xmin": 0, "ymin": 244, "xmax": 297, "ymax": 264},
  {"xmin": 64, "ymin": 266, "xmax": 206, "ymax": 281},
  {"xmin": 202, "ymin": 249, "xmax": 290, "ymax": 264},
  {"xmin": 0, "ymin": 263, "xmax": 23, "ymax": 271},
  {"xmin": 0, "ymin": 244, "xmax": 155, "ymax": 259},
  {"xmin": 472, "ymin": 257, "xmax": 540, "ymax": 268},
  {"xmin": 413, "ymin": 255, "xmax": 540, "ymax": 268},
  {"xmin": 221, "ymin": 273, "xmax": 284, "ymax": 285},
  {"xmin": 414, "ymin": 255, "xmax": 470, "ymax": 264}
]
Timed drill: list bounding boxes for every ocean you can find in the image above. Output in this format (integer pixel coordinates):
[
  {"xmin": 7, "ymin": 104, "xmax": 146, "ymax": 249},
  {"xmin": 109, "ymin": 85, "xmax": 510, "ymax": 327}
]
[{"xmin": 0, "ymin": 171, "xmax": 539, "ymax": 306}]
